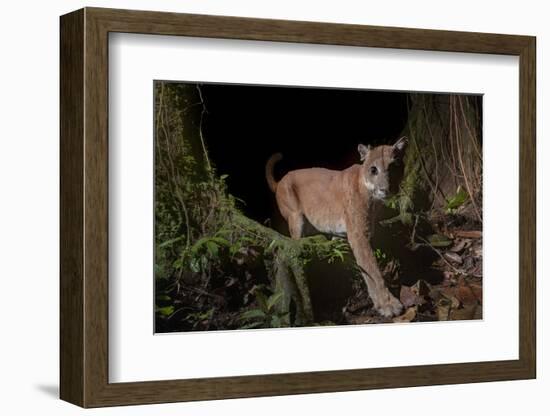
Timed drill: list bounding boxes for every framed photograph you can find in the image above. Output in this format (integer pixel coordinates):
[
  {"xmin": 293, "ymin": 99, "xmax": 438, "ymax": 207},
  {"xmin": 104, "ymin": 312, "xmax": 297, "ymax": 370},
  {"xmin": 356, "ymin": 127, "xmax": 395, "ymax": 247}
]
[{"xmin": 60, "ymin": 7, "xmax": 536, "ymax": 408}]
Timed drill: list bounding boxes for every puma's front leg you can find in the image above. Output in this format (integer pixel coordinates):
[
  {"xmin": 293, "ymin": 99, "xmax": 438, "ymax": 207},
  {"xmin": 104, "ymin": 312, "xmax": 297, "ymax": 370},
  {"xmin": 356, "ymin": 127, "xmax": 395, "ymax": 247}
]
[{"xmin": 347, "ymin": 230, "xmax": 403, "ymax": 318}]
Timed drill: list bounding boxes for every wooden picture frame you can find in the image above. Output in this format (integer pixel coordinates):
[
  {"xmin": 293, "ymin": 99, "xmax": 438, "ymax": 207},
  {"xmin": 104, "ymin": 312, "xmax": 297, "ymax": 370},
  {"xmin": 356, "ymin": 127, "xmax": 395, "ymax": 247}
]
[{"xmin": 60, "ymin": 7, "xmax": 536, "ymax": 408}]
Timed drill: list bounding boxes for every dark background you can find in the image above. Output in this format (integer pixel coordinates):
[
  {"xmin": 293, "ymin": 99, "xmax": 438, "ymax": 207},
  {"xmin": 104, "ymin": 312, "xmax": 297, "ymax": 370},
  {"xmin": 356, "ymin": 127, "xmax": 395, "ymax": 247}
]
[{"xmin": 200, "ymin": 83, "xmax": 409, "ymax": 230}]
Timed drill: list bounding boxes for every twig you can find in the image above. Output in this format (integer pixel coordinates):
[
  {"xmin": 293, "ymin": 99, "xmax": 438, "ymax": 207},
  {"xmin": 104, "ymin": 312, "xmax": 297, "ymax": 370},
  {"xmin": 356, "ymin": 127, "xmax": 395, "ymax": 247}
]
[
  {"xmin": 417, "ymin": 235, "xmax": 465, "ymax": 275},
  {"xmin": 422, "ymin": 102, "xmax": 446, "ymax": 209},
  {"xmin": 196, "ymin": 84, "xmax": 212, "ymax": 173},
  {"xmin": 182, "ymin": 284, "xmax": 224, "ymax": 300},
  {"xmin": 457, "ymin": 96, "xmax": 482, "ymax": 162},
  {"xmin": 448, "ymin": 97, "xmax": 458, "ymax": 183},
  {"xmin": 453, "ymin": 97, "xmax": 482, "ymax": 222},
  {"xmin": 453, "ymin": 230, "xmax": 482, "ymax": 239},
  {"xmin": 410, "ymin": 214, "xmax": 419, "ymax": 247},
  {"xmin": 409, "ymin": 122, "xmax": 443, "ymax": 205}
]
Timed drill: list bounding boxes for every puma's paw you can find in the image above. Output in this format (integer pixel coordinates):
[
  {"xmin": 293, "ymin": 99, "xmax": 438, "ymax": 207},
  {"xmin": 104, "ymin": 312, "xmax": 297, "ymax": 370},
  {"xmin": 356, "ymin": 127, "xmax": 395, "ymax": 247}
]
[{"xmin": 375, "ymin": 292, "xmax": 403, "ymax": 318}]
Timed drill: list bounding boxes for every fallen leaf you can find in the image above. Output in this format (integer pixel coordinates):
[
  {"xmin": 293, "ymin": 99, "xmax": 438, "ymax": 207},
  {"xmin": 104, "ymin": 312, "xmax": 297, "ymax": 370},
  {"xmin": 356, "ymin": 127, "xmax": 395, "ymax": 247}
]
[
  {"xmin": 400, "ymin": 286, "xmax": 422, "ymax": 308},
  {"xmin": 393, "ymin": 306, "xmax": 417, "ymax": 323},
  {"xmin": 450, "ymin": 304, "xmax": 480, "ymax": 321},
  {"xmin": 224, "ymin": 277, "xmax": 238, "ymax": 288},
  {"xmin": 450, "ymin": 295, "xmax": 461, "ymax": 309},
  {"xmin": 444, "ymin": 252, "xmax": 463, "ymax": 264},
  {"xmin": 429, "ymin": 287, "xmax": 444, "ymax": 303},
  {"xmin": 456, "ymin": 284, "xmax": 477, "ymax": 304},
  {"xmin": 469, "ymin": 265, "xmax": 483, "ymax": 278},
  {"xmin": 439, "ymin": 288, "xmax": 461, "ymax": 308},
  {"xmin": 449, "ymin": 239, "xmax": 471, "ymax": 253},
  {"xmin": 412, "ymin": 279, "xmax": 431, "ymax": 297},
  {"xmin": 469, "ymin": 283, "xmax": 483, "ymax": 302},
  {"xmin": 437, "ymin": 298, "xmax": 452, "ymax": 321},
  {"xmin": 346, "ymin": 314, "xmax": 389, "ymax": 325},
  {"xmin": 346, "ymin": 298, "xmax": 371, "ymax": 314},
  {"xmin": 441, "ymin": 271, "xmax": 457, "ymax": 287},
  {"xmin": 471, "ymin": 244, "xmax": 483, "ymax": 258},
  {"xmin": 463, "ymin": 256, "xmax": 474, "ymax": 269},
  {"xmin": 454, "ymin": 230, "xmax": 482, "ymax": 239}
]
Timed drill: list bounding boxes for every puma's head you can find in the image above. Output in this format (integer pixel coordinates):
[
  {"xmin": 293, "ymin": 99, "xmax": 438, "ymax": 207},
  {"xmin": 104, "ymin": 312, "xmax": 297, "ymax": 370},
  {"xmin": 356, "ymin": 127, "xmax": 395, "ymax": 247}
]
[{"xmin": 358, "ymin": 136, "xmax": 408, "ymax": 200}]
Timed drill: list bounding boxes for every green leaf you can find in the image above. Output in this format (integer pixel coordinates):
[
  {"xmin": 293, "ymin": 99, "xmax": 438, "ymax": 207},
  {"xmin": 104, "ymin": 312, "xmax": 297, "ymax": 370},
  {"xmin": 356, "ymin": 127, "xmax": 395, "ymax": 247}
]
[
  {"xmin": 190, "ymin": 237, "xmax": 207, "ymax": 255},
  {"xmin": 446, "ymin": 186, "xmax": 469, "ymax": 211},
  {"xmin": 173, "ymin": 258, "xmax": 183, "ymax": 269},
  {"xmin": 229, "ymin": 244, "xmax": 241, "ymax": 256},
  {"xmin": 255, "ymin": 291, "xmax": 268, "ymax": 313},
  {"xmin": 240, "ymin": 309, "xmax": 266, "ymax": 321},
  {"xmin": 267, "ymin": 292, "xmax": 283, "ymax": 311},
  {"xmin": 197, "ymin": 308, "xmax": 215, "ymax": 320},
  {"xmin": 400, "ymin": 212, "xmax": 413, "ymax": 226},
  {"xmin": 189, "ymin": 257, "xmax": 201, "ymax": 273},
  {"xmin": 155, "ymin": 305, "xmax": 174, "ymax": 317},
  {"xmin": 427, "ymin": 234, "xmax": 453, "ymax": 247},
  {"xmin": 205, "ymin": 241, "xmax": 219, "ymax": 257},
  {"xmin": 267, "ymin": 239, "xmax": 278, "ymax": 252},
  {"xmin": 332, "ymin": 249, "xmax": 345, "ymax": 262},
  {"xmin": 271, "ymin": 315, "xmax": 282, "ymax": 328},
  {"xmin": 241, "ymin": 321, "xmax": 264, "ymax": 329},
  {"xmin": 210, "ymin": 236, "xmax": 230, "ymax": 247},
  {"xmin": 158, "ymin": 235, "xmax": 185, "ymax": 248},
  {"xmin": 156, "ymin": 294, "xmax": 171, "ymax": 301},
  {"xmin": 379, "ymin": 214, "xmax": 402, "ymax": 226}
]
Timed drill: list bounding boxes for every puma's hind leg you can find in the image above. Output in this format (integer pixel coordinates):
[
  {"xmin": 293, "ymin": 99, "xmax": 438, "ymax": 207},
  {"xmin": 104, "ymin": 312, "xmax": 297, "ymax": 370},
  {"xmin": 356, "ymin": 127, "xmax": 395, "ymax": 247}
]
[
  {"xmin": 275, "ymin": 179, "xmax": 305, "ymax": 240},
  {"xmin": 287, "ymin": 212, "xmax": 305, "ymax": 240}
]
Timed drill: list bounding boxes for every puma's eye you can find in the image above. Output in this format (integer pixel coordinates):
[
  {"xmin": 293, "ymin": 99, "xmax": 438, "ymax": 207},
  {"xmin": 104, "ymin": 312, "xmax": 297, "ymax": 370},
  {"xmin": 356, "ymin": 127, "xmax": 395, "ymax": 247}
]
[{"xmin": 370, "ymin": 166, "xmax": 378, "ymax": 175}]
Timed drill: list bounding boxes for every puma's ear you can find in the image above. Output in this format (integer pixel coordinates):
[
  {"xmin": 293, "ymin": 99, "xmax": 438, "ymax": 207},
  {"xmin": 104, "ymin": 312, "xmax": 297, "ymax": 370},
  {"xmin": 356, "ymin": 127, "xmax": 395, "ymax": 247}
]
[
  {"xmin": 392, "ymin": 136, "xmax": 408, "ymax": 157},
  {"xmin": 358, "ymin": 144, "xmax": 371, "ymax": 161}
]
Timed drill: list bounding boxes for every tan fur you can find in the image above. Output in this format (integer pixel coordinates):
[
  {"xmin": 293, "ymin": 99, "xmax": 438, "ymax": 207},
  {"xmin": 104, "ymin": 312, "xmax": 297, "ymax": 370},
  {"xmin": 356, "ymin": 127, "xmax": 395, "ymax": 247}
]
[
  {"xmin": 265, "ymin": 137, "xmax": 408, "ymax": 317},
  {"xmin": 265, "ymin": 153, "xmax": 282, "ymax": 193}
]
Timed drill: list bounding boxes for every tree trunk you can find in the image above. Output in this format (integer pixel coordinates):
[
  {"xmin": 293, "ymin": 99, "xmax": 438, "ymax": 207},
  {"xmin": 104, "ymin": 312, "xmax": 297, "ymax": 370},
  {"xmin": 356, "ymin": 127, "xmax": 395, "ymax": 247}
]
[{"xmin": 398, "ymin": 94, "xmax": 482, "ymax": 222}]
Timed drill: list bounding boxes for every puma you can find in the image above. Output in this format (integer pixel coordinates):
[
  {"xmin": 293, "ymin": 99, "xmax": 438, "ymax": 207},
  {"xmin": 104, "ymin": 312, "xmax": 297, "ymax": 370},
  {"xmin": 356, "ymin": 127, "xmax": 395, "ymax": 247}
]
[{"xmin": 265, "ymin": 137, "xmax": 408, "ymax": 318}]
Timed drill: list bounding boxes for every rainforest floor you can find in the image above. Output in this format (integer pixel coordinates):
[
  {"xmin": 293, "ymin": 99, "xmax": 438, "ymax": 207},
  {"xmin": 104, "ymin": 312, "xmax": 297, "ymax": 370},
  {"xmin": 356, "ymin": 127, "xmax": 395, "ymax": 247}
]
[{"xmin": 155, "ymin": 211, "xmax": 482, "ymax": 332}]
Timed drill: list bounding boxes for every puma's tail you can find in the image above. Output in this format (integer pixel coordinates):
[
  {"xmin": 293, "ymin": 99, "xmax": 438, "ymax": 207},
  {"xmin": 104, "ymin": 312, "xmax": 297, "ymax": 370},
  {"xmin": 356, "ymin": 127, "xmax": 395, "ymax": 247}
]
[{"xmin": 265, "ymin": 153, "xmax": 283, "ymax": 193}]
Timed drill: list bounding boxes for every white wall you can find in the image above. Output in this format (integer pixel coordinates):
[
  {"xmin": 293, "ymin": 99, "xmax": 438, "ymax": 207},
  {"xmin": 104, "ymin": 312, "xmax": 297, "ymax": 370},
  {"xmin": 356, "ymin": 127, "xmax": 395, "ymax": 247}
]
[{"xmin": 0, "ymin": 1, "xmax": 545, "ymax": 414}]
